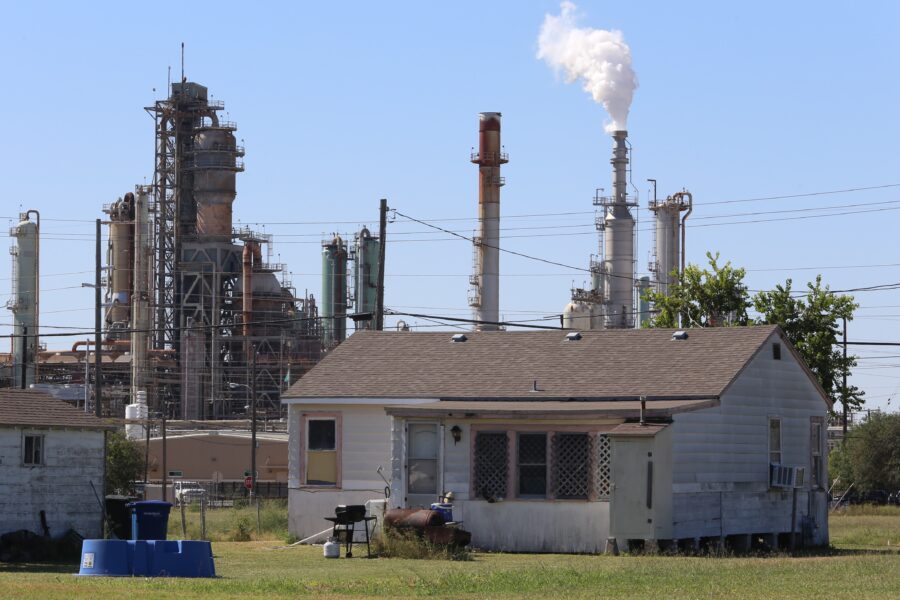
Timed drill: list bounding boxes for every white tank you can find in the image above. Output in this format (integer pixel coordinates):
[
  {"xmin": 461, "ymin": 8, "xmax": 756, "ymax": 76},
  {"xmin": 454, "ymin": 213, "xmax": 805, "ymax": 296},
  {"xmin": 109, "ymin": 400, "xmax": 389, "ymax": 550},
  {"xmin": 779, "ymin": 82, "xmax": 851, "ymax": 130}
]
[
  {"xmin": 125, "ymin": 400, "xmax": 148, "ymax": 441},
  {"xmin": 563, "ymin": 301, "xmax": 594, "ymax": 330}
]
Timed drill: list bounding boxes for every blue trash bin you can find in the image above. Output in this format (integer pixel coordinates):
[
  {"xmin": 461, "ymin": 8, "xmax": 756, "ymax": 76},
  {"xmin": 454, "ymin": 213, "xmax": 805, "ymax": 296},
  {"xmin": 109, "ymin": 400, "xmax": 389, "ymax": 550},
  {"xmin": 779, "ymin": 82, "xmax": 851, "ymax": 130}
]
[{"xmin": 127, "ymin": 500, "xmax": 173, "ymax": 540}]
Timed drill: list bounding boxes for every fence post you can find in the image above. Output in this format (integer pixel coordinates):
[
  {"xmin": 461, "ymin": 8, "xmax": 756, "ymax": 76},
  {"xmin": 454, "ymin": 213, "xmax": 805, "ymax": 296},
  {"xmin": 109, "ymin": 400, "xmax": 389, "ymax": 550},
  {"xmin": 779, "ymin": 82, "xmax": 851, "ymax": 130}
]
[
  {"xmin": 200, "ymin": 497, "xmax": 207, "ymax": 540},
  {"xmin": 180, "ymin": 499, "xmax": 187, "ymax": 538}
]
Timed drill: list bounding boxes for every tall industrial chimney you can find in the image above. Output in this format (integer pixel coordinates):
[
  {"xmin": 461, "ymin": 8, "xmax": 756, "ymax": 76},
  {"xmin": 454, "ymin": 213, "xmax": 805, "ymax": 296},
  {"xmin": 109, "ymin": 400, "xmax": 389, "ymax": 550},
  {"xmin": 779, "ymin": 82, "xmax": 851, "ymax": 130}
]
[
  {"xmin": 602, "ymin": 130, "xmax": 635, "ymax": 328},
  {"xmin": 469, "ymin": 112, "xmax": 508, "ymax": 331}
]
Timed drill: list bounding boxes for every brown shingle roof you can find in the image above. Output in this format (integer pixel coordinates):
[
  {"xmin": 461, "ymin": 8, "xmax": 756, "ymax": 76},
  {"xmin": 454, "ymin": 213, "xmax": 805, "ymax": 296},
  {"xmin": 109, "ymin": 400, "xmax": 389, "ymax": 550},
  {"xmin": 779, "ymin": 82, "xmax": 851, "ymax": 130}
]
[
  {"xmin": 385, "ymin": 399, "xmax": 715, "ymax": 419},
  {"xmin": 0, "ymin": 389, "xmax": 114, "ymax": 430},
  {"xmin": 284, "ymin": 326, "xmax": 781, "ymax": 400}
]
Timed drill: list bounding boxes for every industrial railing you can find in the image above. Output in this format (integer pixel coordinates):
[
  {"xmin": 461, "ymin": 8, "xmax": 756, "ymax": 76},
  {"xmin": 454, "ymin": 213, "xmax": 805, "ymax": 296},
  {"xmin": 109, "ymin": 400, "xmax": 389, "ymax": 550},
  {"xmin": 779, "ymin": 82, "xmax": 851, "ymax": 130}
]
[{"xmin": 470, "ymin": 151, "xmax": 509, "ymax": 163}]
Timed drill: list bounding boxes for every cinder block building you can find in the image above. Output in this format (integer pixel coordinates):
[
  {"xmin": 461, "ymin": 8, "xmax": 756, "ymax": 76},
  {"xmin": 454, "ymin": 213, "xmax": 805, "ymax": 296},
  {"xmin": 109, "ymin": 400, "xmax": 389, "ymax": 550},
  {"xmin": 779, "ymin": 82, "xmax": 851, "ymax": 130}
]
[{"xmin": 0, "ymin": 389, "xmax": 111, "ymax": 538}]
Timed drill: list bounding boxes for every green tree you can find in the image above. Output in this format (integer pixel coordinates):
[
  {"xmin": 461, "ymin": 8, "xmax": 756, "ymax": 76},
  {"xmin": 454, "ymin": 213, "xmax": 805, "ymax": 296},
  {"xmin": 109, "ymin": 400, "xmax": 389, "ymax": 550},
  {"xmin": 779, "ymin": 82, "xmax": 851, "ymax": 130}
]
[
  {"xmin": 833, "ymin": 413, "xmax": 900, "ymax": 492},
  {"xmin": 106, "ymin": 429, "xmax": 144, "ymax": 496},
  {"xmin": 754, "ymin": 276, "xmax": 863, "ymax": 411},
  {"xmin": 643, "ymin": 252, "xmax": 750, "ymax": 328},
  {"xmin": 642, "ymin": 254, "xmax": 864, "ymax": 413}
]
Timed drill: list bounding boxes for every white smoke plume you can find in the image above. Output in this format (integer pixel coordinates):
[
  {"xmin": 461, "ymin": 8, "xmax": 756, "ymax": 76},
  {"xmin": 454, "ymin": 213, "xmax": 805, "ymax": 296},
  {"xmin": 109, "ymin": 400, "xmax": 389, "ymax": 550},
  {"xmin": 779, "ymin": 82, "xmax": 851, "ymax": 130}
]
[{"xmin": 537, "ymin": 1, "xmax": 638, "ymax": 133}]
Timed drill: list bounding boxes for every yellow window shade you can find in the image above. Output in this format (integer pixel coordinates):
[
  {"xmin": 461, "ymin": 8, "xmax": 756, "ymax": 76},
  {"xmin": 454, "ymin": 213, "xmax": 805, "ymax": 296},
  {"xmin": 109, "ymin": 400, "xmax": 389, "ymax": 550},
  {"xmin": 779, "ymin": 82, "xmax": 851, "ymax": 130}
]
[{"xmin": 306, "ymin": 450, "xmax": 337, "ymax": 485}]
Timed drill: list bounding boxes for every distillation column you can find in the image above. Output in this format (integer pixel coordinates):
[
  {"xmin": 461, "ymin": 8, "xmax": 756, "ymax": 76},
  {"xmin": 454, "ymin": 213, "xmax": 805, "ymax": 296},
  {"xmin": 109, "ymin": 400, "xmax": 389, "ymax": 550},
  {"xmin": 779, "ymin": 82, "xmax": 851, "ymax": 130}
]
[
  {"xmin": 105, "ymin": 193, "xmax": 135, "ymax": 337},
  {"xmin": 603, "ymin": 131, "xmax": 635, "ymax": 328},
  {"xmin": 649, "ymin": 191, "xmax": 692, "ymax": 297},
  {"xmin": 469, "ymin": 112, "xmax": 508, "ymax": 330},
  {"xmin": 7, "ymin": 212, "xmax": 39, "ymax": 388}
]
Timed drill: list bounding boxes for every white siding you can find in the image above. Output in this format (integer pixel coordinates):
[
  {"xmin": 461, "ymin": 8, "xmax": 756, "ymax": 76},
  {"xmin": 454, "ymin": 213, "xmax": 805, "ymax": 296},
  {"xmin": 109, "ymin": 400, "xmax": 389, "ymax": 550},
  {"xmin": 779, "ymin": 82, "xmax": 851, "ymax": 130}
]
[
  {"xmin": 288, "ymin": 403, "xmax": 413, "ymax": 539},
  {"xmin": 0, "ymin": 427, "xmax": 105, "ymax": 538},
  {"xmin": 668, "ymin": 333, "xmax": 829, "ymax": 544}
]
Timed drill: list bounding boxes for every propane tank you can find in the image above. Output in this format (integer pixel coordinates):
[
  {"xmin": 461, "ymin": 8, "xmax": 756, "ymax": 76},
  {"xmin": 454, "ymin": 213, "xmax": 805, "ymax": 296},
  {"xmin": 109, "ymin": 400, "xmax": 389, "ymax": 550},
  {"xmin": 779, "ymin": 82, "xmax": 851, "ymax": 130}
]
[{"xmin": 323, "ymin": 538, "xmax": 340, "ymax": 558}]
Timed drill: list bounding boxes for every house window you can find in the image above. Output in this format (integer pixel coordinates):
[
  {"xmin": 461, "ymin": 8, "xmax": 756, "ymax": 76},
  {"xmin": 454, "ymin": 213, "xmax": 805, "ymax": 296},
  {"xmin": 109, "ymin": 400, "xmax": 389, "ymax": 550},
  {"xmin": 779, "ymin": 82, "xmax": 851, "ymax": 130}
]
[
  {"xmin": 474, "ymin": 432, "xmax": 508, "ymax": 500},
  {"xmin": 305, "ymin": 418, "xmax": 337, "ymax": 486},
  {"xmin": 552, "ymin": 433, "xmax": 591, "ymax": 499},
  {"xmin": 407, "ymin": 423, "xmax": 438, "ymax": 497},
  {"xmin": 23, "ymin": 434, "xmax": 43, "ymax": 466},
  {"xmin": 772, "ymin": 343, "xmax": 782, "ymax": 360},
  {"xmin": 769, "ymin": 418, "xmax": 782, "ymax": 464},
  {"xmin": 810, "ymin": 418, "xmax": 824, "ymax": 488},
  {"xmin": 517, "ymin": 433, "xmax": 547, "ymax": 497}
]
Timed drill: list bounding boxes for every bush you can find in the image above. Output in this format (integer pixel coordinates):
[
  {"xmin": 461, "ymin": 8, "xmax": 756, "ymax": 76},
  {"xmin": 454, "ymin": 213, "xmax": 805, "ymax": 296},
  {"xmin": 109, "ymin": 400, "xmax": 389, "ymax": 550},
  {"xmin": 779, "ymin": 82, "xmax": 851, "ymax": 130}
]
[
  {"xmin": 375, "ymin": 529, "xmax": 470, "ymax": 561},
  {"xmin": 230, "ymin": 515, "xmax": 253, "ymax": 542}
]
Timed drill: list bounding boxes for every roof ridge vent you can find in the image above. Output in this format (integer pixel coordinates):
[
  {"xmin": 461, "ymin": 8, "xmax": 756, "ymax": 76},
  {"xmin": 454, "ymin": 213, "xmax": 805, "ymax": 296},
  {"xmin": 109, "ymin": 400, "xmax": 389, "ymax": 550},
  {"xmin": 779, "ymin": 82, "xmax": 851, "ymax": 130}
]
[
  {"xmin": 451, "ymin": 334, "xmax": 468, "ymax": 343},
  {"xmin": 672, "ymin": 330, "xmax": 689, "ymax": 341},
  {"xmin": 565, "ymin": 332, "xmax": 582, "ymax": 341}
]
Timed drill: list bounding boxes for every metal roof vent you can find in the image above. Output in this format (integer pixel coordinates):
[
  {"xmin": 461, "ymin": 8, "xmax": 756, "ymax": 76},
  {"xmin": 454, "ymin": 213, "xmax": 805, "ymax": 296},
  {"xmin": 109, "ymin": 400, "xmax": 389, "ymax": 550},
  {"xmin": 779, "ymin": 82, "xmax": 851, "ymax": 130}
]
[
  {"xmin": 672, "ymin": 330, "xmax": 689, "ymax": 341},
  {"xmin": 451, "ymin": 334, "xmax": 468, "ymax": 343},
  {"xmin": 565, "ymin": 332, "xmax": 582, "ymax": 341}
]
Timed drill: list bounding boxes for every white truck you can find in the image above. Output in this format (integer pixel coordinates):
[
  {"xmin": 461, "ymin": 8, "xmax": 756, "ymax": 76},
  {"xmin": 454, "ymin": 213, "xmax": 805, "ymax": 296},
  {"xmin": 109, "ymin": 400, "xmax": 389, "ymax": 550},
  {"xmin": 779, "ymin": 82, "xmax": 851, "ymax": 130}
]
[{"xmin": 173, "ymin": 481, "xmax": 206, "ymax": 505}]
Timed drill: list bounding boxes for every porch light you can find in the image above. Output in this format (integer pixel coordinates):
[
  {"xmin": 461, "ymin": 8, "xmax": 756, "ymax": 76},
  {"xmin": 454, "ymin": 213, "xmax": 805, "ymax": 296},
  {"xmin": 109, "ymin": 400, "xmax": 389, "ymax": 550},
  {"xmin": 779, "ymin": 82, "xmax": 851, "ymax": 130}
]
[{"xmin": 451, "ymin": 425, "xmax": 462, "ymax": 445}]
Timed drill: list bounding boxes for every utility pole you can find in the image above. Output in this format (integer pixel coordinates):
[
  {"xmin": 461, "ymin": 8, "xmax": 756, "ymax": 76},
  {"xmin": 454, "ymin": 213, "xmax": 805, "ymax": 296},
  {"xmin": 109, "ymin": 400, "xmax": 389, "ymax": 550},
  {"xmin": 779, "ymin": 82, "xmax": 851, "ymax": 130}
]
[
  {"xmin": 94, "ymin": 218, "xmax": 103, "ymax": 418},
  {"xmin": 375, "ymin": 198, "xmax": 388, "ymax": 331},
  {"xmin": 842, "ymin": 316, "xmax": 849, "ymax": 436},
  {"xmin": 250, "ymin": 348, "xmax": 257, "ymax": 501}
]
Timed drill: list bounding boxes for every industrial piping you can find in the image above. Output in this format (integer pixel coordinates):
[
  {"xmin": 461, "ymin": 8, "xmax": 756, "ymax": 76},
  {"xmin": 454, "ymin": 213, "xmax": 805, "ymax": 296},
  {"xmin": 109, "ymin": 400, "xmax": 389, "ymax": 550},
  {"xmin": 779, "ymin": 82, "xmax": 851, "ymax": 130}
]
[{"xmin": 469, "ymin": 112, "xmax": 508, "ymax": 331}]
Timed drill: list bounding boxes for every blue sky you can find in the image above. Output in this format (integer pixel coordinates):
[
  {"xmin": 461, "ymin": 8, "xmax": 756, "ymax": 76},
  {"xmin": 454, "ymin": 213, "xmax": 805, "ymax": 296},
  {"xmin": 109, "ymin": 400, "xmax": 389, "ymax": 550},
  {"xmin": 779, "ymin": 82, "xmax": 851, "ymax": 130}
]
[{"xmin": 1, "ymin": 1, "xmax": 899, "ymax": 411}]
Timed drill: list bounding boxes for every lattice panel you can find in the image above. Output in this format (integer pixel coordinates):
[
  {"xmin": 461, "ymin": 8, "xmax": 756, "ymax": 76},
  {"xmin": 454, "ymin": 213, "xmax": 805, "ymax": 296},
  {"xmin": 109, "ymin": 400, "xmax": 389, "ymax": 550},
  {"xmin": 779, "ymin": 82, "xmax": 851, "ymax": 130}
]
[
  {"xmin": 552, "ymin": 433, "xmax": 591, "ymax": 499},
  {"xmin": 594, "ymin": 434, "xmax": 611, "ymax": 498},
  {"xmin": 474, "ymin": 432, "xmax": 508, "ymax": 500}
]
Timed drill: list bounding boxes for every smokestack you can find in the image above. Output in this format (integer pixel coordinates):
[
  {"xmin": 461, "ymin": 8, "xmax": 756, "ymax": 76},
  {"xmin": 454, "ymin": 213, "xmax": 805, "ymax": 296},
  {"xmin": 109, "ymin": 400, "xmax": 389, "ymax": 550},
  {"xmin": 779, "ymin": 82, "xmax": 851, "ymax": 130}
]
[
  {"xmin": 603, "ymin": 130, "xmax": 635, "ymax": 328},
  {"xmin": 469, "ymin": 112, "xmax": 508, "ymax": 331}
]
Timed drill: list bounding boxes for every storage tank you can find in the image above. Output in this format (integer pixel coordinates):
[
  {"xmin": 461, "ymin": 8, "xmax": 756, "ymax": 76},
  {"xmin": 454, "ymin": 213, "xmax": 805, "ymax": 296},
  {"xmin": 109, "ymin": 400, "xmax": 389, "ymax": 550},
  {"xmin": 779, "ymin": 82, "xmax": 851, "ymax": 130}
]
[
  {"xmin": 353, "ymin": 227, "xmax": 380, "ymax": 330},
  {"xmin": 7, "ymin": 212, "xmax": 39, "ymax": 388},
  {"xmin": 321, "ymin": 236, "xmax": 348, "ymax": 346},
  {"xmin": 105, "ymin": 194, "xmax": 135, "ymax": 335},
  {"xmin": 562, "ymin": 301, "xmax": 594, "ymax": 331}
]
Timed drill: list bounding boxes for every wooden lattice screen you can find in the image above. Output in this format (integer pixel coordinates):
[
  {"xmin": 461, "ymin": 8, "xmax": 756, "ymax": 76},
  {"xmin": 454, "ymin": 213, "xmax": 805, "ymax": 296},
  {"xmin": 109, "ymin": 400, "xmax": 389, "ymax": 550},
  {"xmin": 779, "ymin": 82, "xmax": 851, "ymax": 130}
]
[
  {"xmin": 594, "ymin": 434, "xmax": 611, "ymax": 498},
  {"xmin": 552, "ymin": 433, "xmax": 591, "ymax": 499},
  {"xmin": 474, "ymin": 432, "xmax": 508, "ymax": 500}
]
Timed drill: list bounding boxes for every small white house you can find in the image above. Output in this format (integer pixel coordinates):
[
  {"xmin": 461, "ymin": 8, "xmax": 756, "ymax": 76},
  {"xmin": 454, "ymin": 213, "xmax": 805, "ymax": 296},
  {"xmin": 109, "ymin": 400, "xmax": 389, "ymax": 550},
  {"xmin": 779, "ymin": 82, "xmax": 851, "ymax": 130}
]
[
  {"xmin": 284, "ymin": 326, "xmax": 830, "ymax": 551},
  {"xmin": 0, "ymin": 389, "xmax": 111, "ymax": 539}
]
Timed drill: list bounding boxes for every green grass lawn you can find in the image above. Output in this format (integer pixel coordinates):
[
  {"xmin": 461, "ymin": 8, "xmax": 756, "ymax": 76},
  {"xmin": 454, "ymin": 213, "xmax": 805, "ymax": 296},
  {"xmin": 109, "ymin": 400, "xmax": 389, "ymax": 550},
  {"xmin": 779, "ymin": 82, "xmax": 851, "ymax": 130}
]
[{"xmin": 1, "ymin": 507, "xmax": 899, "ymax": 599}]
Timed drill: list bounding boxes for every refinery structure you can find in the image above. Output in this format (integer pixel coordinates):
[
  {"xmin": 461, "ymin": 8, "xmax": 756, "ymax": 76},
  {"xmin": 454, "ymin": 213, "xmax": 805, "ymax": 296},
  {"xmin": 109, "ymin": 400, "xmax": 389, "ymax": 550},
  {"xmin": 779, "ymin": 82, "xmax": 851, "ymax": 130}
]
[
  {"xmin": 2, "ymin": 80, "xmax": 383, "ymax": 420},
  {"xmin": 3, "ymin": 56, "xmax": 691, "ymax": 422},
  {"xmin": 3, "ymin": 85, "xmax": 694, "ymax": 421}
]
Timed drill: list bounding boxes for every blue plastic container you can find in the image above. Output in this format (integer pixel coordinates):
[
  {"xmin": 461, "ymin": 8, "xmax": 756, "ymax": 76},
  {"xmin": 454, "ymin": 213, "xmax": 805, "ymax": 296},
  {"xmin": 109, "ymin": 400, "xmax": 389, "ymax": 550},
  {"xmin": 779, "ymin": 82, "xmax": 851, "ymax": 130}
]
[
  {"xmin": 127, "ymin": 500, "xmax": 172, "ymax": 540},
  {"xmin": 78, "ymin": 539, "xmax": 216, "ymax": 577},
  {"xmin": 430, "ymin": 503, "xmax": 453, "ymax": 523}
]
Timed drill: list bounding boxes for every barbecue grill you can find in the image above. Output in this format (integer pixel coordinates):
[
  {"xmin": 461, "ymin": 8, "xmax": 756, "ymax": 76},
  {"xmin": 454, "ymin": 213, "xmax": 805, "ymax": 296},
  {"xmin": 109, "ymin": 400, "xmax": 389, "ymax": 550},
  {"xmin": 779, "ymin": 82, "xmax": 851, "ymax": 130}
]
[{"xmin": 324, "ymin": 504, "xmax": 376, "ymax": 558}]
